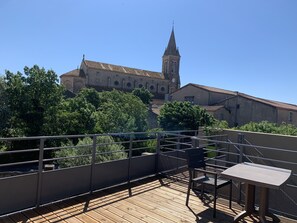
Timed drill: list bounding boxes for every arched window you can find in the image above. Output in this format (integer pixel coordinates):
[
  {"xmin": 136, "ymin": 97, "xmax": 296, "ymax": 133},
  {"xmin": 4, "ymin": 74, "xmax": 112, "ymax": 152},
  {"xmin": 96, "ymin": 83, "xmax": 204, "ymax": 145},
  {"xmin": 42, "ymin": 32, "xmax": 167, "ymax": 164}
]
[
  {"xmin": 160, "ymin": 86, "xmax": 165, "ymax": 92},
  {"xmin": 127, "ymin": 82, "xmax": 131, "ymax": 88},
  {"xmin": 138, "ymin": 84, "xmax": 143, "ymax": 88},
  {"xmin": 114, "ymin": 80, "xmax": 119, "ymax": 86},
  {"xmin": 150, "ymin": 85, "xmax": 155, "ymax": 91}
]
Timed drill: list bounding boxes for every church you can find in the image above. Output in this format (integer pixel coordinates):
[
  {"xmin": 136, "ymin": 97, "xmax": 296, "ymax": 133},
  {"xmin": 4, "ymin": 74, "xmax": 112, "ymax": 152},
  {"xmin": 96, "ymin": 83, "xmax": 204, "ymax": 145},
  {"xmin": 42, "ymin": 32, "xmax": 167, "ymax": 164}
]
[{"xmin": 60, "ymin": 29, "xmax": 181, "ymax": 99}]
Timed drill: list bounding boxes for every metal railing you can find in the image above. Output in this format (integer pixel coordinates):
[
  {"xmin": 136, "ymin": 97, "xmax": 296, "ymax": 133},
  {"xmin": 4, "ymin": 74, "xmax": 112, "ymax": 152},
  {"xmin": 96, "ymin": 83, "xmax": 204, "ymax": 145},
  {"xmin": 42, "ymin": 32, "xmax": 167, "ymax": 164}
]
[
  {"xmin": 0, "ymin": 129, "xmax": 296, "ymax": 220},
  {"xmin": 0, "ymin": 130, "xmax": 197, "ymax": 217},
  {"xmin": 157, "ymin": 132, "xmax": 297, "ymax": 220}
]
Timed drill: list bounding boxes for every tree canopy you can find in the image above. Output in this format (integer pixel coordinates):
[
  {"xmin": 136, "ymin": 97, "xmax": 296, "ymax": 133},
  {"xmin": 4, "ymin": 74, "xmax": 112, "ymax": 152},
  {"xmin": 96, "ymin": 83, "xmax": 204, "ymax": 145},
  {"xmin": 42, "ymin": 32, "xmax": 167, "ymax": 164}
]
[
  {"xmin": 132, "ymin": 87, "xmax": 153, "ymax": 105},
  {"xmin": 0, "ymin": 66, "xmax": 149, "ymax": 138},
  {"xmin": 97, "ymin": 90, "xmax": 148, "ymax": 133},
  {"xmin": 2, "ymin": 65, "xmax": 64, "ymax": 136},
  {"xmin": 158, "ymin": 101, "xmax": 215, "ymax": 131}
]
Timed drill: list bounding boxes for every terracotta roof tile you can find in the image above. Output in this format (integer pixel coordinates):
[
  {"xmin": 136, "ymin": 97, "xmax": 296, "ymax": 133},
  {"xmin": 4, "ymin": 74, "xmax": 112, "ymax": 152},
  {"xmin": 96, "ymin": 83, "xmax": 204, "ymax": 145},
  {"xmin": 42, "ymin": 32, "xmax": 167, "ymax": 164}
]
[
  {"xmin": 84, "ymin": 60, "xmax": 164, "ymax": 79},
  {"xmin": 60, "ymin": 69, "xmax": 80, "ymax": 77}
]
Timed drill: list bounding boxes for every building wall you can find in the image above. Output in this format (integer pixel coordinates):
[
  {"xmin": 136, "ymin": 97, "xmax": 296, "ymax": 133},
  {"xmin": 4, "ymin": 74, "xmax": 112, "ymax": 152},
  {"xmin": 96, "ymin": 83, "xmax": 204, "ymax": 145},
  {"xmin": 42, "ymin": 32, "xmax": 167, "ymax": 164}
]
[
  {"xmin": 170, "ymin": 85, "xmax": 210, "ymax": 105},
  {"xmin": 170, "ymin": 84, "xmax": 289, "ymax": 127},
  {"xmin": 63, "ymin": 63, "xmax": 170, "ymax": 97},
  {"xmin": 218, "ymin": 96, "xmax": 278, "ymax": 126},
  {"xmin": 61, "ymin": 76, "xmax": 86, "ymax": 94},
  {"xmin": 85, "ymin": 68, "xmax": 168, "ymax": 95},
  {"xmin": 277, "ymin": 109, "xmax": 297, "ymax": 126}
]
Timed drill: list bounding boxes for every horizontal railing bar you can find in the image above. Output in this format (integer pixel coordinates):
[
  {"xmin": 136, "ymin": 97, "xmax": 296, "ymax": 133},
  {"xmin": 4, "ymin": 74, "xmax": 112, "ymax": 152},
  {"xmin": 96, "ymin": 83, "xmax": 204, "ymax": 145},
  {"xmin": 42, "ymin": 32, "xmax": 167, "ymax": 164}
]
[
  {"xmin": 244, "ymin": 154, "xmax": 297, "ymax": 166},
  {"xmin": 0, "ymin": 160, "xmax": 39, "ymax": 167},
  {"xmin": 0, "ymin": 130, "xmax": 197, "ymax": 141},
  {"xmin": 197, "ymin": 137, "xmax": 297, "ymax": 154},
  {"xmin": 0, "ymin": 148, "xmax": 39, "ymax": 155}
]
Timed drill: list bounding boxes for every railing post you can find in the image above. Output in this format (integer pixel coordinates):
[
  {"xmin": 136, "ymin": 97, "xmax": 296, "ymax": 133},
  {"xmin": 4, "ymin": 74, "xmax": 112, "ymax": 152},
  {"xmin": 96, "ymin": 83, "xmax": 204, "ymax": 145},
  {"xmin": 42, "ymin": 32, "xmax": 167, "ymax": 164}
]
[
  {"xmin": 237, "ymin": 133, "xmax": 245, "ymax": 163},
  {"xmin": 89, "ymin": 135, "xmax": 97, "ymax": 194},
  {"xmin": 191, "ymin": 136, "xmax": 199, "ymax": 149},
  {"xmin": 155, "ymin": 132, "xmax": 161, "ymax": 175},
  {"xmin": 36, "ymin": 138, "xmax": 45, "ymax": 208},
  {"xmin": 177, "ymin": 132, "xmax": 181, "ymax": 151},
  {"xmin": 128, "ymin": 134, "xmax": 133, "ymax": 184},
  {"xmin": 237, "ymin": 133, "xmax": 245, "ymax": 204}
]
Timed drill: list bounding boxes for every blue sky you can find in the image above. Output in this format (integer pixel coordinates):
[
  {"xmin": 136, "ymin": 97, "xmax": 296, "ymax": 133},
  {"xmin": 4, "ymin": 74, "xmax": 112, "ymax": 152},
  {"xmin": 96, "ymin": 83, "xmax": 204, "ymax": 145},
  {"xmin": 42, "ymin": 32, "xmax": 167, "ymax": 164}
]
[{"xmin": 1, "ymin": 0, "xmax": 297, "ymax": 104}]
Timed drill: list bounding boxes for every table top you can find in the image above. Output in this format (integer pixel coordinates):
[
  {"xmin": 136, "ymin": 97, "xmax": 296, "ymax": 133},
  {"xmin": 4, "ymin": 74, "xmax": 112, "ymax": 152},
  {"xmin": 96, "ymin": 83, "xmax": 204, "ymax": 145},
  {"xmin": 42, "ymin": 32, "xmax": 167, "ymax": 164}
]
[{"xmin": 221, "ymin": 162, "xmax": 291, "ymax": 189}]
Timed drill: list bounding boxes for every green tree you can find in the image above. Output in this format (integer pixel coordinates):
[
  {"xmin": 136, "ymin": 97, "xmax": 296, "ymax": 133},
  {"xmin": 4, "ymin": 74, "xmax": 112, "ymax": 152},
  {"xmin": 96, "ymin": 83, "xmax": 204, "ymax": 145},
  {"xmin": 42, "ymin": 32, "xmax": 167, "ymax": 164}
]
[
  {"xmin": 132, "ymin": 87, "xmax": 153, "ymax": 105},
  {"xmin": 0, "ymin": 77, "xmax": 10, "ymax": 133},
  {"xmin": 158, "ymin": 101, "xmax": 215, "ymax": 131},
  {"xmin": 97, "ymin": 90, "xmax": 148, "ymax": 133},
  {"xmin": 76, "ymin": 88, "xmax": 101, "ymax": 108},
  {"xmin": 3, "ymin": 65, "xmax": 64, "ymax": 136},
  {"xmin": 44, "ymin": 96, "xmax": 99, "ymax": 136},
  {"xmin": 55, "ymin": 136, "xmax": 127, "ymax": 168},
  {"xmin": 237, "ymin": 121, "xmax": 297, "ymax": 136}
]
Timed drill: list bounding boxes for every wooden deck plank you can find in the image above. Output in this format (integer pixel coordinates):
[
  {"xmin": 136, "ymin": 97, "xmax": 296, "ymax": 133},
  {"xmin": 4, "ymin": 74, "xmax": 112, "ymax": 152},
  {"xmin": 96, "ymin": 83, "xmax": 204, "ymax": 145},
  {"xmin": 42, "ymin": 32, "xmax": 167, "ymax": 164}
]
[
  {"xmin": 7, "ymin": 213, "xmax": 30, "ymax": 223},
  {"xmin": 1, "ymin": 177, "xmax": 296, "ymax": 223},
  {"xmin": 22, "ymin": 210, "xmax": 48, "ymax": 223},
  {"xmin": 0, "ymin": 217, "xmax": 15, "ymax": 223}
]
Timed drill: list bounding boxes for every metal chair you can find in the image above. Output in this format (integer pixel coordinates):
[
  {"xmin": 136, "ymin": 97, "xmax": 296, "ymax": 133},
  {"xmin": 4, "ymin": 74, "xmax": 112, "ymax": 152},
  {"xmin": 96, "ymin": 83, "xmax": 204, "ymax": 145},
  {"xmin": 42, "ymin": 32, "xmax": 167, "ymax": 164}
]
[{"xmin": 185, "ymin": 147, "xmax": 232, "ymax": 218}]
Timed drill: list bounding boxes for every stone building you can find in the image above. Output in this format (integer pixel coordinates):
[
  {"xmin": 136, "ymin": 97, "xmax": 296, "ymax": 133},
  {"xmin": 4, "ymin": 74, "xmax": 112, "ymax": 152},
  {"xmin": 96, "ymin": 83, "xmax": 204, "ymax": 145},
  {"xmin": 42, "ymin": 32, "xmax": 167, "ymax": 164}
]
[
  {"xmin": 60, "ymin": 29, "xmax": 181, "ymax": 99},
  {"xmin": 171, "ymin": 83, "xmax": 297, "ymax": 127}
]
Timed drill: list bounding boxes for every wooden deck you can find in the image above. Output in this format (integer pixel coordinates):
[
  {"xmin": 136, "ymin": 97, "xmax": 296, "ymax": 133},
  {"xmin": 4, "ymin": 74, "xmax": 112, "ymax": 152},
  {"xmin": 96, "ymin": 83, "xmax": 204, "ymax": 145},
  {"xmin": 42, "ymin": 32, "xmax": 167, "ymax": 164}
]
[{"xmin": 0, "ymin": 177, "xmax": 295, "ymax": 223}]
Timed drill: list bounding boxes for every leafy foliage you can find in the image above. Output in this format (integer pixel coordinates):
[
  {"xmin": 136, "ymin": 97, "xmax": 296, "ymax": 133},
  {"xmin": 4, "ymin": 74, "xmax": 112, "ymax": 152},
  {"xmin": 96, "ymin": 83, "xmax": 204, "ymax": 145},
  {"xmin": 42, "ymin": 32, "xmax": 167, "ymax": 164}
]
[
  {"xmin": 0, "ymin": 77, "xmax": 10, "ymax": 133},
  {"xmin": 97, "ymin": 90, "xmax": 148, "ymax": 133},
  {"xmin": 204, "ymin": 120, "xmax": 229, "ymax": 135},
  {"xmin": 236, "ymin": 121, "xmax": 297, "ymax": 136},
  {"xmin": 55, "ymin": 136, "xmax": 127, "ymax": 168},
  {"xmin": 3, "ymin": 65, "xmax": 64, "ymax": 136},
  {"xmin": 158, "ymin": 101, "xmax": 215, "ymax": 131},
  {"xmin": 132, "ymin": 87, "xmax": 153, "ymax": 105}
]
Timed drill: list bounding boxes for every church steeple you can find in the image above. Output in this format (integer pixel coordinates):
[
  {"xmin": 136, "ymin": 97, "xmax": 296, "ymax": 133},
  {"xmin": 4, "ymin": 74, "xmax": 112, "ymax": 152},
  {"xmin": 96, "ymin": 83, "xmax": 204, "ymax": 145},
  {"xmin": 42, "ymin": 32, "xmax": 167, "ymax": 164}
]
[
  {"xmin": 162, "ymin": 28, "xmax": 181, "ymax": 94},
  {"xmin": 163, "ymin": 28, "xmax": 180, "ymax": 57}
]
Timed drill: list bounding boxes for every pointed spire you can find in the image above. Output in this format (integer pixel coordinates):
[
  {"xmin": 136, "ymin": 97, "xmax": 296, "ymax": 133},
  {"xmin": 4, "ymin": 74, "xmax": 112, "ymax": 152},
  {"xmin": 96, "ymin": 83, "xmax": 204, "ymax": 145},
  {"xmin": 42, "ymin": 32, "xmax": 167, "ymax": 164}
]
[{"xmin": 164, "ymin": 28, "xmax": 180, "ymax": 56}]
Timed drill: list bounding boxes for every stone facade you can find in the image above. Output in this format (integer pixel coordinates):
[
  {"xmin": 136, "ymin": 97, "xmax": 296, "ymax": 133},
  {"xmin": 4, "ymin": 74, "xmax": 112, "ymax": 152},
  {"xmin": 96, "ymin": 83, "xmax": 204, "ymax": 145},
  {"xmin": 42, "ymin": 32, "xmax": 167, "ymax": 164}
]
[
  {"xmin": 171, "ymin": 83, "xmax": 297, "ymax": 127},
  {"xmin": 60, "ymin": 29, "xmax": 181, "ymax": 99}
]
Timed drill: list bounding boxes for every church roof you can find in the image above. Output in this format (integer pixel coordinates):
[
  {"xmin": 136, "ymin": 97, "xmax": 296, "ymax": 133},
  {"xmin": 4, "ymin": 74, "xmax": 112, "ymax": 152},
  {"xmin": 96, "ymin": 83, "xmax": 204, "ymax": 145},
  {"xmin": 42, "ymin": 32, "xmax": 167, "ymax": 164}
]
[
  {"xmin": 163, "ymin": 29, "xmax": 180, "ymax": 57},
  {"xmin": 60, "ymin": 69, "xmax": 86, "ymax": 78},
  {"xmin": 60, "ymin": 69, "xmax": 79, "ymax": 77},
  {"xmin": 84, "ymin": 60, "xmax": 164, "ymax": 79}
]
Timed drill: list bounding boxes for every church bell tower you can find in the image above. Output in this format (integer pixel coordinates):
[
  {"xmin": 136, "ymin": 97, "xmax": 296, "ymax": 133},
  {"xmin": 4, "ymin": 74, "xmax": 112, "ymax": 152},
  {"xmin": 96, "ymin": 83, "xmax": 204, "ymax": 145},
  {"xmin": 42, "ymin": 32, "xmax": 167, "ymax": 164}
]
[{"xmin": 162, "ymin": 28, "xmax": 181, "ymax": 94}]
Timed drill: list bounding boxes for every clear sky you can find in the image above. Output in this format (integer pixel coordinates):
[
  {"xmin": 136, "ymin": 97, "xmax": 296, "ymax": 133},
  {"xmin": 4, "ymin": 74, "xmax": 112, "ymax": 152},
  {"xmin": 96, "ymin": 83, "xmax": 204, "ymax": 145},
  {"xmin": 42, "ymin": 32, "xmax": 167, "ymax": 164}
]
[{"xmin": 1, "ymin": 0, "xmax": 297, "ymax": 104}]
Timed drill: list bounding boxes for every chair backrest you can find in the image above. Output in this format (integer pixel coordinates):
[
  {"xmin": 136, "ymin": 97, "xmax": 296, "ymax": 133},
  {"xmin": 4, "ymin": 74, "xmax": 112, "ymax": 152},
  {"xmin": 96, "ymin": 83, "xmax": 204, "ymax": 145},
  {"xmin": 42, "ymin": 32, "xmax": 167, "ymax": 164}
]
[{"xmin": 185, "ymin": 148, "xmax": 206, "ymax": 169}]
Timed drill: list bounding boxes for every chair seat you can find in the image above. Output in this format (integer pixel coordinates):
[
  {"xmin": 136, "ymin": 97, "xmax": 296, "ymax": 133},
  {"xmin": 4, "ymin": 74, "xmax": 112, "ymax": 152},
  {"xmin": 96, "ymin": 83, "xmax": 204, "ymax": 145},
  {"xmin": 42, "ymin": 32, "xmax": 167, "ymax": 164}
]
[{"xmin": 193, "ymin": 176, "xmax": 231, "ymax": 188}]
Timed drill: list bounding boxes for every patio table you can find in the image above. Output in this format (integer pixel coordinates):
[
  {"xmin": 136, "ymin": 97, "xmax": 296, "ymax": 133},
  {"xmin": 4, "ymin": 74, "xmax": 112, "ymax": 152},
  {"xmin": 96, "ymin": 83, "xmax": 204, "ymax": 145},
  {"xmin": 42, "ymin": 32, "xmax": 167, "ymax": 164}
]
[{"xmin": 221, "ymin": 162, "xmax": 291, "ymax": 223}]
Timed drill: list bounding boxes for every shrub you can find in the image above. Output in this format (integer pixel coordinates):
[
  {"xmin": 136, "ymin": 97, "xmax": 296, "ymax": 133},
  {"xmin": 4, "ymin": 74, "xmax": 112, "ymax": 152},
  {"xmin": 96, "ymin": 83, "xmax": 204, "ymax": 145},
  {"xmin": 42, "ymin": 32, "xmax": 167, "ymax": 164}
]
[{"xmin": 55, "ymin": 136, "xmax": 127, "ymax": 168}]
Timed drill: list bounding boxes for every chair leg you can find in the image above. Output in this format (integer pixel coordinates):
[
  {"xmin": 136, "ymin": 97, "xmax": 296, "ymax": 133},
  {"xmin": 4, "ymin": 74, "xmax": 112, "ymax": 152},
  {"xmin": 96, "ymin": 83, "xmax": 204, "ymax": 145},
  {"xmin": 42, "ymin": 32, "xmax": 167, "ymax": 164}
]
[
  {"xmin": 213, "ymin": 187, "xmax": 217, "ymax": 218},
  {"xmin": 229, "ymin": 181, "xmax": 232, "ymax": 209},
  {"xmin": 186, "ymin": 180, "xmax": 191, "ymax": 206}
]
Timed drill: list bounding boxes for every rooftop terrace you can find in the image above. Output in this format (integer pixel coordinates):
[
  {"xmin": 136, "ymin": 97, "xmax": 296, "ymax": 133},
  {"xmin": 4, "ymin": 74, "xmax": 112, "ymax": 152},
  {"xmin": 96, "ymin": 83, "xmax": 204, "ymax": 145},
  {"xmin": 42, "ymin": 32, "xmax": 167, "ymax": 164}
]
[
  {"xmin": 0, "ymin": 130, "xmax": 296, "ymax": 222},
  {"xmin": 2, "ymin": 176, "xmax": 295, "ymax": 223}
]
